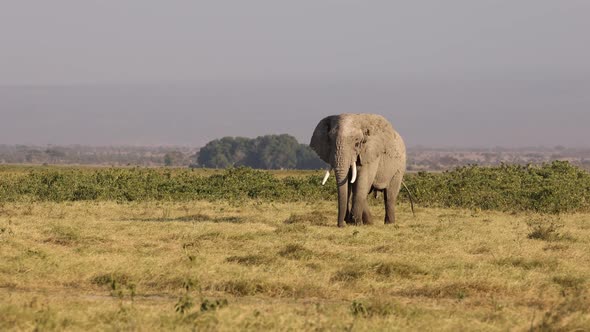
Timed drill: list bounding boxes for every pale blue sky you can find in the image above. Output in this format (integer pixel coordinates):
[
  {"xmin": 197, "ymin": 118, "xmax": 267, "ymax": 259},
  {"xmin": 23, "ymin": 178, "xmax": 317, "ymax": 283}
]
[{"xmin": 0, "ymin": 1, "xmax": 589, "ymax": 147}]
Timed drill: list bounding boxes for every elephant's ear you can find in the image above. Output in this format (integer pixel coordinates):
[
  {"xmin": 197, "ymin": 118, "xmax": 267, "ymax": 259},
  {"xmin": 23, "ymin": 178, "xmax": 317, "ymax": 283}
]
[
  {"xmin": 358, "ymin": 126, "xmax": 393, "ymax": 166},
  {"xmin": 310, "ymin": 117, "xmax": 332, "ymax": 163}
]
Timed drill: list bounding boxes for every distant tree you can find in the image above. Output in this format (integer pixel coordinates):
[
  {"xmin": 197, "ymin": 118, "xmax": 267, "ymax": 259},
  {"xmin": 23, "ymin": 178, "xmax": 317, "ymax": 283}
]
[
  {"xmin": 252, "ymin": 134, "xmax": 299, "ymax": 169},
  {"xmin": 296, "ymin": 144, "xmax": 327, "ymax": 169},
  {"xmin": 164, "ymin": 154, "xmax": 173, "ymax": 166},
  {"xmin": 196, "ymin": 134, "xmax": 326, "ymax": 169},
  {"xmin": 164, "ymin": 151, "xmax": 185, "ymax": 166},
  {"xmin": 45, "ymin": 148, "xmax": 66, "ymax": 158},
  {"xmin": 197, "ymin": 136, "xmax": 254, "ymax": 168}
]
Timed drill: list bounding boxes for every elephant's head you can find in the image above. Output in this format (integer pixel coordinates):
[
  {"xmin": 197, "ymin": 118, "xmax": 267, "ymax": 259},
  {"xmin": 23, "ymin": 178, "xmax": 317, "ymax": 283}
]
[{"xmin": 310, "ymin": 113, "xmax": 395, "ymax": 226}]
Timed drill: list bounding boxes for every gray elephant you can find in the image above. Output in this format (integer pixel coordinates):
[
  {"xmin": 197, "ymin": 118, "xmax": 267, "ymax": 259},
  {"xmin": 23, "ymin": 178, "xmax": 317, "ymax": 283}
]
[{"xmin": 310, "ymin": 114, "xmax": 406, "ymax": 227}]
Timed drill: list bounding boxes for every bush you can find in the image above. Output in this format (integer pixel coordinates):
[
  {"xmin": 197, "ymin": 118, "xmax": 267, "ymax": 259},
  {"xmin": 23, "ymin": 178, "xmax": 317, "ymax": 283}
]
[
  {"xmin": 405, "ymin": 161, "xmax": 590, "ymax": 214},
  {"xmin": 0, "ymin": 167, "xmax": 334, "ymax": 203},
  {"xmin": 526, "ymin": 215, "xmax": 566, "ymax": 241},
  {"xmin": 1, "ymin": 161, "xmax": 589, "ymax": 214}
]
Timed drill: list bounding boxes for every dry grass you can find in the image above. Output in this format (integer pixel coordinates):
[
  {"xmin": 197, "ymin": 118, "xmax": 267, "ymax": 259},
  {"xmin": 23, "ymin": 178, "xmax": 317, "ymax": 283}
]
[{"xmin": 1, "ymin": 200, "xmax": 589, "ymax": 330}]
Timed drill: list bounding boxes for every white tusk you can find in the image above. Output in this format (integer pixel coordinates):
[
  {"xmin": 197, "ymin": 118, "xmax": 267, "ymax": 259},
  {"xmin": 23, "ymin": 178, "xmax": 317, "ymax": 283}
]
[
  {"xmin": 321, "ymin": 169, "xmax": 331, "ymax": 185},
  {"xmin": 350, "ymin": 161, "xmax": 357, "ymax": 184}
]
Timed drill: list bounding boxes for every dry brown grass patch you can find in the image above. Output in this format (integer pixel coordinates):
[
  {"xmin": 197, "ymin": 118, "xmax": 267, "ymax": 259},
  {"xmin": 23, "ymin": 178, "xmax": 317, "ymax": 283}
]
[
  {"xmin": 331, "ymin": 264, "xmax": 367, "ymax": 283},
  {"xmin": 552, "ymin": 276, "xmax": 587, "ymax": 291},
  {"xmin": 225, "ymin": 254, "xmax": 275, "ymax": 266},
  {"xmin": 283, "ymin": 210, "xmax": 331, "ymax": 226},
  {"xmin": 274, "ymin": 223, "xmax": 308, "ymax": 234},
  {"xmin": 494, "ymin": 257, "xmax": 559, "ymax": 270},
  {"xmin": 468, "ymin": 243, "xmax": 492, "ymax": 255},
  {"xmin": 373, "ymin": 261, "xmax": 429, "ymax": 279},
  {"xmin": 212, "ymin": 278, "xmax": 324, "ymax": 298},
  {"xmin": 532, "ymin": 292, "xmax": 590, "ymax": 331},
  {"xmin": 397, "ymin": 281, "xmax": 502, "ymax": 300},
  {"xmin": 543, "ymin": 244, "xmax": 569, "ymax": 251},
  {"xmin": 278, "ymin": 244, "xmax": 314, "ymax": 260},
  {"xmin": 91, "ymin": 272, "xmax": 132, "ymax": 287},
  {"xmin": 44, "ymin": 224, "xmax": 81, "ymax": 246},
  {"xmin": 350, "ymin": 297, "xmax": 431, "ymax": 321},
  {"xmin": 371, "ymin": 245, "xmax": 394, "ymax": 253}
]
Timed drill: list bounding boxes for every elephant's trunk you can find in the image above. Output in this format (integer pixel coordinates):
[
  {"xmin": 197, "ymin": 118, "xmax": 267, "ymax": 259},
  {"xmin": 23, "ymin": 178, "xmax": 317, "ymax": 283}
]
[{"xmin": 335, "ymin": 167, "xmax": 349, "ymax": 227}]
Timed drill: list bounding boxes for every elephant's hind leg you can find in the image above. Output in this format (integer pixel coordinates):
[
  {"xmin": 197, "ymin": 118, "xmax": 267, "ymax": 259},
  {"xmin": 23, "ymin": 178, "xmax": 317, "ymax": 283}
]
[{"xmin": 384, "ymin": 175, "xmax": 402, "ymax": 225}]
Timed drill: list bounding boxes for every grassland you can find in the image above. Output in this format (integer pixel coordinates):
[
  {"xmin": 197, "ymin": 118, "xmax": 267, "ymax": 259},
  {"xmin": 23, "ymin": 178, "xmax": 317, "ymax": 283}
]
[
  {"xmin": 1, "ymin": 199, "xmax": 589, "ymax": 331},
  {"xmin": 1, "ymin": 165, "xmax": 590, "ymax": 331}
]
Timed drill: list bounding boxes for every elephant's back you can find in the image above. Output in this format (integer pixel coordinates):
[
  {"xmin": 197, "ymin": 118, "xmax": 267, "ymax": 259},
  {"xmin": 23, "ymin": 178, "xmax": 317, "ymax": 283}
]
[{"xmin": 351, "ymin": 112, "xmax": 405, "ymax": 160}]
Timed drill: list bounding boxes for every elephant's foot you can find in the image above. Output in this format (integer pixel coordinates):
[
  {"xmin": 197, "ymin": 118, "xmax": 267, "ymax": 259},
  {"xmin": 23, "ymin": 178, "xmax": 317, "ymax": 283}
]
[
  {"xmin": 384, "ymin": 215, "xmax": 395, "ymax": 225},
  {"xmin": 350, "ymin": 212, "xmax": 372, "ymax": 225},
  {"xmin": 363, "ymin": 212, "xmax": 373, "ymax": 225},
  {"xmin": 349, "ymin": 214, "xmax": 363, "ymax": 226},
  {"xmin": 345, "ymin": 212, "xmax": 355, "ymax": 225},
  {"xmin": 337, "ymin": 220, "xmax": 347, "ymax": 228}
]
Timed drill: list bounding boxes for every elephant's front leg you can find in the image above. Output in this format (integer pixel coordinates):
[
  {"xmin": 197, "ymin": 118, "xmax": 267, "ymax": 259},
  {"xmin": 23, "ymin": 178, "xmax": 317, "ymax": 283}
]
[
  {"xmin": 361, "ymin": 199, "xmax": 373, "ymax": 225},
  {"xmin": 351, "ymin": 180, "xmax": 372, "ymax": 226},
  {"xmin": 345, "ymin": 182, "xmax": 354, "ymax": 224}
]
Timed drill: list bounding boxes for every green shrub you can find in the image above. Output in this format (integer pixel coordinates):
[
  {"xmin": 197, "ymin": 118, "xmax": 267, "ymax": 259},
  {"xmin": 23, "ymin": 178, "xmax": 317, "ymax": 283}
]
[
  {"xmin": 526, "ymin": 215, "xmax": 565, "ymax": 241},
  {"xmin": 405, "ymin": 161, "xmax": 590, "ymax": 214},
  {"xmin": 200, "ymin": 298, "xmax": 228, "ymax": 312},
  {"xmin": 1, "ymin": 162, "xmax": 589, "ymax": 214}
]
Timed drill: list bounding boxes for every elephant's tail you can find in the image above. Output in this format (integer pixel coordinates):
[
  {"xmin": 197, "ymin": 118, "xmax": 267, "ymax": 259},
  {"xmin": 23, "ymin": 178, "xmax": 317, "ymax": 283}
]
[{"xmin": 401, "ymin": 180, "xmax": 415, "ymax": 217}]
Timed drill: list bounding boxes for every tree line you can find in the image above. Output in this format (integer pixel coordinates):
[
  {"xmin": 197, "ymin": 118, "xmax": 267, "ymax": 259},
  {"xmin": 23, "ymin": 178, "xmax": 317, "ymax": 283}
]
[
  {"xmin": 195, "ymin": 134, "xmax": 326, "ymax": 169},
  {"xmin": 0, "ymin": 145, "xmax": 195, "ymax": 166}
]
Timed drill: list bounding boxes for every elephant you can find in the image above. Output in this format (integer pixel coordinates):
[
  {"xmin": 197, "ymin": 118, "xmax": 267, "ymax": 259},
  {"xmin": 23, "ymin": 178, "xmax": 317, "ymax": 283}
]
[{"xmin": 310, "ymin": 113, "xmax": 407, "ymax": 227}]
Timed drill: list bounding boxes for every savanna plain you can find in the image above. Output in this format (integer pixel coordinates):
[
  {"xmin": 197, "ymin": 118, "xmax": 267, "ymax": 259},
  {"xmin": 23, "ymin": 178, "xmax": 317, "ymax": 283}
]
[{"xmin": 1, "ymin": 165, "xmax": 590, "ymax": 331}]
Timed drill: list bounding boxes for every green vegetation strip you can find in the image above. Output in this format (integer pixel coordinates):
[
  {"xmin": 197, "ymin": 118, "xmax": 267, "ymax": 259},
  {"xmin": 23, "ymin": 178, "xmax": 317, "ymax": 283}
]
[
  {"xmin": 1, "ymin": 161, "xmax": 589, "ymax": 213},
  {"xmin": 407, "ymin": 161, "xmax": 590, "ymax": 214}
]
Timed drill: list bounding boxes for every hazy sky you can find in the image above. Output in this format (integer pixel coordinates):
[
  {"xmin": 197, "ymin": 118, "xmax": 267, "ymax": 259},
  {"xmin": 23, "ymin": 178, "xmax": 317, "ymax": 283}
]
[{"xmin": 1, "ymin": 1, "xmax": 589, "ymax": 147}]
